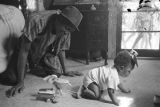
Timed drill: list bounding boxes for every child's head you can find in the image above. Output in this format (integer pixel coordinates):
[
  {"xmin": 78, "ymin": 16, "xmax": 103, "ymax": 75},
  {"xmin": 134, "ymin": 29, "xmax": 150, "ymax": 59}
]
[{"xmin": 114, "ymin": 50, "xmax": 138, "ymax": 77}]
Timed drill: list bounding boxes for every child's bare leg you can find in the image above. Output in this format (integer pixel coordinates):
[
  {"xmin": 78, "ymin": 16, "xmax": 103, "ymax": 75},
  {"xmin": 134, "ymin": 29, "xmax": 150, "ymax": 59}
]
[{"xmin": 81, "ymin": 82, "xmax": 100, "ymax": 100}]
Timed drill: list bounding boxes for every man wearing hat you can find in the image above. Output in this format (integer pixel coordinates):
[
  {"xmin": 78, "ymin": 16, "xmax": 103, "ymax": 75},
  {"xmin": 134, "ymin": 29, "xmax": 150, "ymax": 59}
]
[{"xmin": 2, "ymin": 6, "xmax": 83, "ymax": 97}]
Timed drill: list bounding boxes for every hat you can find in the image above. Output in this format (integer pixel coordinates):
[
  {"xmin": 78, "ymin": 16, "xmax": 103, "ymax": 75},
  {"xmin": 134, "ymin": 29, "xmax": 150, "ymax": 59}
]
[{"xmin": 60, "ymin": 6, "xmax": 83, "ymax": 31}]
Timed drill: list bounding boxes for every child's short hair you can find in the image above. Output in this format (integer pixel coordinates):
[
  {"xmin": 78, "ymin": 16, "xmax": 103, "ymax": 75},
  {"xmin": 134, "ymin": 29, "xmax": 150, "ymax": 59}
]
[{"xmin": 114, "ymin": 50, "xmax": 138, "ymax": 69}]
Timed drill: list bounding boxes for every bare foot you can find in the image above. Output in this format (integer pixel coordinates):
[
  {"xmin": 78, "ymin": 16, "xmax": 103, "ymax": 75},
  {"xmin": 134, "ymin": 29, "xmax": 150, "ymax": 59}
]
[
  {"xmin": 72, "ymin": 92, "xmax": 81, "ymax": 99},
  {"xmin": 72, "ymin": 85, "xmax": 84, "ymax": 99},
  {"xmin": 76, "ymin": 92, "xmax": 82, "ymax": 99}
]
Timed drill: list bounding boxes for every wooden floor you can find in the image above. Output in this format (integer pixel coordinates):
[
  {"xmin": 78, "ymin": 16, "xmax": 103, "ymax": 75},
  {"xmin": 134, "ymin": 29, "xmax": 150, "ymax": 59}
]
[{"xmin": 0, "ymin": 58, "xmax": 160, "ymax": 107}]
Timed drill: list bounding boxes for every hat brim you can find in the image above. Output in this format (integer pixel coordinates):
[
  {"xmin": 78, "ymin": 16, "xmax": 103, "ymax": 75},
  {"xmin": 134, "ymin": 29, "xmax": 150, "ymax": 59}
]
[{"xmin": 60, "ymin": 13, "xmax": 79, "ymax": 31}]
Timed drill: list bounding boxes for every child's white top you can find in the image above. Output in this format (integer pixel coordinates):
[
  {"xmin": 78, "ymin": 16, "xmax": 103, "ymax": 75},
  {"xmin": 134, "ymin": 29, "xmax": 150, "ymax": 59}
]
[{"xmin": 83, "ymin": 66, "xmax": 120, "ymax": 91}]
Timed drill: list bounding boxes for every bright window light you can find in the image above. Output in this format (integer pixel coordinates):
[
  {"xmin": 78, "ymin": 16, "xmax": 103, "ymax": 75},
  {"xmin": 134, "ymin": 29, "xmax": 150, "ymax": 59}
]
[{"xmin": 26, "ymin": 0, "xmax": 36, "ymax": 11}]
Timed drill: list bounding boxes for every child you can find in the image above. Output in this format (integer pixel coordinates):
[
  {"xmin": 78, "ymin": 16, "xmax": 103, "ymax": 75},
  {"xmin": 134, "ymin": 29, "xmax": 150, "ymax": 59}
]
[{"xmin": 76, "ymin": 50, "xmax": 138, "ymax": 106}]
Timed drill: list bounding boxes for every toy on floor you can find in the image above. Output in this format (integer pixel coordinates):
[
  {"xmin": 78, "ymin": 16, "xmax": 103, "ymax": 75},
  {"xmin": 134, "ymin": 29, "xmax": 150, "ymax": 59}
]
[
  {"xmin": 37, "ymin": 75, "xmax": 72, "ymax": 103},
  {"xmin": 37, "ymin": 88, "xmax": 57, "ymax": 103},
  {"xmin": 43, "ymin": 74, "xmax": 72, "ymax": 95}
]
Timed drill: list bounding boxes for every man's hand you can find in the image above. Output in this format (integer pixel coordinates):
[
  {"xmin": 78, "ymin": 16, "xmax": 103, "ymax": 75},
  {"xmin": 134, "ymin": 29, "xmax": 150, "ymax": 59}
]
[
  {"xmin": 6, "ymin": 82, "xmax": 24, "ymax": 97},
  {"xmin": 124, "ymin": 89, "xmax": 131, "ymax": 93}
]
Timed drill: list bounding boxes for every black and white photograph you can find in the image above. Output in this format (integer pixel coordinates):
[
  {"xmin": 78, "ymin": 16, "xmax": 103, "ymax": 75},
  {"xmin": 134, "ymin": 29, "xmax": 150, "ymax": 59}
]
[{"xmin": 0, "ymin": 0, "xmax": 160, "ymax": 107}]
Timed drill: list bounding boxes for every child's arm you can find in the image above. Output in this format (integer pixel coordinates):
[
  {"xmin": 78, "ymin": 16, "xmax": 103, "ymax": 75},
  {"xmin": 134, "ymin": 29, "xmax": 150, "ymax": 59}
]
[
  {"xmin": 108, "ymin": 88, "xmax": 119, "ymax": 106},
  {"xmin": 118, "ymin": 83, "xmax": 131, "ymax": 93}
]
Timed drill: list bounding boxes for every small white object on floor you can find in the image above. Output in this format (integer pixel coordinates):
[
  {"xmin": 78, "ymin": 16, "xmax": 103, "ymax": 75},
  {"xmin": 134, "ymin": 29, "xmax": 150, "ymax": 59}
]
[
  {"xmin": 38, "ymin": 88, "xmax": 56, "ymax": 95},
  {"xmin": 43, "ymin": 75, "xmax": 72, "ymax": 95}
]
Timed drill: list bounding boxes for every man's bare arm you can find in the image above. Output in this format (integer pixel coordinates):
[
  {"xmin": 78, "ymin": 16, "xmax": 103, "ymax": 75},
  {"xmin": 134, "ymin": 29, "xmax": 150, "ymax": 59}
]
[{"xmin": 6, "ymin": 36, "xmax": 31, "ymax": 97}]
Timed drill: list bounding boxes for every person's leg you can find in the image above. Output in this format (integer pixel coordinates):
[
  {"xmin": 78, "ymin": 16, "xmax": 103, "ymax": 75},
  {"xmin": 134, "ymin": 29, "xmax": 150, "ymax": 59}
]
[{"xmin": 81, "ymin": 82, "xmax": 100, "ymax": 100}]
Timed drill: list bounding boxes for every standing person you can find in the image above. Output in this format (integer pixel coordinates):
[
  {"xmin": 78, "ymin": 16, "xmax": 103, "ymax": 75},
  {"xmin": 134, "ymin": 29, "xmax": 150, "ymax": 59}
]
[
  {"xmin": 2, "ymin": 6, "xmax": 83, "ymax": 97},
  {"xmin": 76, "ymin": 50, "xmax": 138, "ymax": 106}
]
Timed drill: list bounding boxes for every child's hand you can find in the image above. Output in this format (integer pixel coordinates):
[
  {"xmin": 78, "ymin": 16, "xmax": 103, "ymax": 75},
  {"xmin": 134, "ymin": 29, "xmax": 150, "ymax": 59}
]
[
  {"xmin": 113, "ymin": 99, "xmax": 120, "ymax": 106},
  {"xmin": 126, "ymin": 89, "xmax": 131, "ymax": 93},
  {"xmin": 118, "ymin": 83, "xmax": 131, "ymax": 93},
  {"xmin": 123, "ymin": 89, "xmax": 131, "ymax": 93},
  {"xmin": 108, "ymin": 88, "xmax": 120, "ymax": 106}
]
